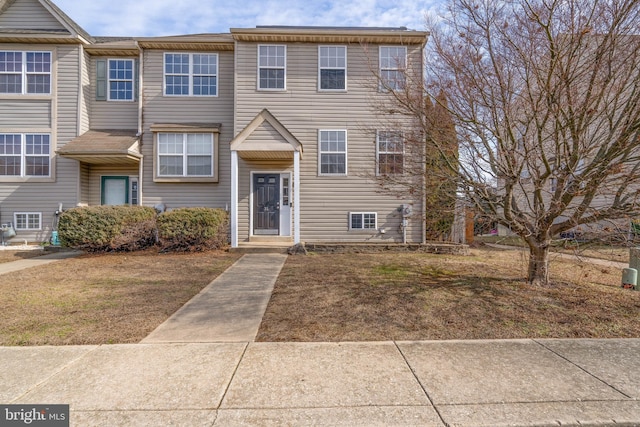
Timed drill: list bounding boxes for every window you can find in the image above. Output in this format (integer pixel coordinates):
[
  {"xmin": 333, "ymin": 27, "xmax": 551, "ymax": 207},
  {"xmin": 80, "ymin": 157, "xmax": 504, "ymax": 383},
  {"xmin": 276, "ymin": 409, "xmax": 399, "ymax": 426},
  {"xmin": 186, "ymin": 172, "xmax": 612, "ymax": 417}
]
[
  {"xmin": 14, "ymin": 212, "xmax": 41, "ymax": 230},
  {"xmin": 0, "ymin": 51, "xmax": 51, "ymax": 94},
  {"xmin": 350, "ymin": 212, "xmax": 377, "ymax": 230},
  {"xmin": 157, "ymin": 133, "xmax": 214, "ymax": 177},
  {"xmin": 377, "ymin": 131, "xmax": 404, "ymax": 174},
  {"xmin": 164, "ymin": 53, "xmax": 217, "ymax": 96},
  {"xmin": 319, "ymin": 130, "xmax": 347, "ymax": 175},
  {"xmin": 108, "ymin": 59, "xmax": 134, "ymax": 101},
  {"xmin": 0, "ymin": 133, "xmax": 50, "ymax": 177},
  {"xmin": 258, "ymin": 45, "xmax": 286, "ymax": 90},
  {"xmin": 379, "ymin": 46, "xmax": 406, "ymax": 91},
  {"xmin": 319, "ymin": 46, "xmax": 346, "ymax": 90}
]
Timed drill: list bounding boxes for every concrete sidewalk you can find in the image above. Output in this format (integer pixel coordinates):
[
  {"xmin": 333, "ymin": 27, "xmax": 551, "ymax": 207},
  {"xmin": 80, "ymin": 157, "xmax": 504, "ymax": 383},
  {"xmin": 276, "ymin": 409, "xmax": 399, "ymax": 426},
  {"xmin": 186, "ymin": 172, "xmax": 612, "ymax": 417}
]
[{"xmin": 2, "ymin": 339, "xmax": 639, "ymax": 426}]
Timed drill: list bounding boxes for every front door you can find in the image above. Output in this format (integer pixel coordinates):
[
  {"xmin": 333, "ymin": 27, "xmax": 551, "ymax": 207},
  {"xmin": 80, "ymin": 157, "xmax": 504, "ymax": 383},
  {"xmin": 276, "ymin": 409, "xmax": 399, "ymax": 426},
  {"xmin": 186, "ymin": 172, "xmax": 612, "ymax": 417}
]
[
  {"xmin": 101, "ymin": 176, "xmax": 129, "ymax": 205},
  {"xmin": 253, "ymin": 174, "xmax": 279, "ymax": 235}
]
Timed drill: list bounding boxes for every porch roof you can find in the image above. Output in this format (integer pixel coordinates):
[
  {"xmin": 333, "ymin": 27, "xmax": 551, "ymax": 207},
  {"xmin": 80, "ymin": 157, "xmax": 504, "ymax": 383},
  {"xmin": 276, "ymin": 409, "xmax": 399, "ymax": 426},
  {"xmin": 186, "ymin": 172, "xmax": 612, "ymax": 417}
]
[
  {"xmin": 57, "ymin": 129, "xmax": 141, "ymax": 165},
  {"xmin": 230, "ymin": 109, "xmax": 303, "ymax": 160}
]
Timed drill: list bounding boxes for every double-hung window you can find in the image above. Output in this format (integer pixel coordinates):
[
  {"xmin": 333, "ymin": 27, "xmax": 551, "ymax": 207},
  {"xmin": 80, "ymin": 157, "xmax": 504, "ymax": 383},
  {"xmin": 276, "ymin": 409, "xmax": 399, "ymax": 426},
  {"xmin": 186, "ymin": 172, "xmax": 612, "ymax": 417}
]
[
  {"xmin": 157, "ymin": 133, "xmax": 214, "ymax": 177},
  {"xmin": 0, "ymin": 133, "xmax": 50, "ymax": 177},
  {"xmin": 108, "ymin": 59, "xmax": 134, "ymax": 101},
  {"xmin": 319, "ymin": 46, "xmax": 346, "ymax": 90},
  {"xmin": 0, "ymin": 51, "xmax": 51, "ymax": 94},
  {"xmin": 377, "ymin": 131, "xmax": 404, "ymax": 175},
  {"xmin": 258, "ymin": 45, "xmax": 286, "ymax": 90},
  {"xmin": 379, "ymin": 46, "xmax": 406, "ymax": 91},
  {"xmin": 319, "ymin": 130, "xmax": 347, "ymax": 175},
  {"xmin": 164, "ymin": 53, "xmax": 218, "ymax": 96}
]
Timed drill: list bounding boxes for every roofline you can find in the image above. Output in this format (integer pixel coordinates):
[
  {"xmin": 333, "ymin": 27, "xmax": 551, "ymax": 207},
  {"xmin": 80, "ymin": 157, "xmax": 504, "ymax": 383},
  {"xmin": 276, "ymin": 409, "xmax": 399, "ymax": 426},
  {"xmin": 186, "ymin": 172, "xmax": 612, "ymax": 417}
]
[{"xmin": 230, "ymin": 27, "xmax": 429, "ymax": 45}]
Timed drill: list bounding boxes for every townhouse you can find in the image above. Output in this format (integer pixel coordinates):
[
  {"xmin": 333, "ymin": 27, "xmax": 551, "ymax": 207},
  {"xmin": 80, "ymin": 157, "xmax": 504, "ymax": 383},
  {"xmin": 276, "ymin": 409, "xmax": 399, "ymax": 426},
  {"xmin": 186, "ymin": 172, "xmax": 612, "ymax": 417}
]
[{"xmin": 0, "ymin": 0, "xmax": 428, "ymax": 247}]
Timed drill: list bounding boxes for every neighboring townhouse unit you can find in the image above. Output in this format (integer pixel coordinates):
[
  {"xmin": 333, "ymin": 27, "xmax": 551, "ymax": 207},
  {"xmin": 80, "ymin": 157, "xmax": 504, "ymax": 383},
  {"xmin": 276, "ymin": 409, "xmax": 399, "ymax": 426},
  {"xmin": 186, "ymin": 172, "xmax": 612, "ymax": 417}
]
[{"xmin": 0, "ymin": 0, "xmax": 429, "ymax": 247}]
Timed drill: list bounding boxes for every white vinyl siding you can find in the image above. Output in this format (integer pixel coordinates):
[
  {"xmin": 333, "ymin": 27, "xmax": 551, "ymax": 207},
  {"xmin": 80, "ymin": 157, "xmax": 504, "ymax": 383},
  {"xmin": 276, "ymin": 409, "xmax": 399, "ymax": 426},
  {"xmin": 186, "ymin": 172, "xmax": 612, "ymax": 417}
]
[
  {"xmin": 14, "ymin": 212, "xmax": 41, "ymax": 230},
  {"xmin": 0, "ymin": 51, "xmax": 51, "ymax": 94},
  {"xmin": 258, "ymin": 45, "xmax": 286, "ymax": 90},
  {"xmin": 318, "ymin": 130, "xmax": 347, "ymax": 176},
  {"xmin": 349, "ymin": 212, "xmax": 377, "ymax": 230},
  {"xmin": 318, "ymin": 46, "xmax": 346, "ymax": 91},
  {"xmin": 164, "ymin": 53, "xmax": 218, "ymax": 96},
  {"xmin": 0, "ymin": 133, "xmax": 50, "ymax": 177},
  {"xmin": 379, "ymin": 46, "xmax": 406, "ymax": 91}
]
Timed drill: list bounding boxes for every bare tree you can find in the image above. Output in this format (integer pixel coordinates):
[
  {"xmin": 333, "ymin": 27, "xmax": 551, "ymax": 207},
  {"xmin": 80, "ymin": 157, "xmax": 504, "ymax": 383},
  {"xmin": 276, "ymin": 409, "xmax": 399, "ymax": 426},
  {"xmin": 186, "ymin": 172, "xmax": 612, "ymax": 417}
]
[{"xmin": 378, "ymin": 0, "xmax": 640, "ymax": 286}]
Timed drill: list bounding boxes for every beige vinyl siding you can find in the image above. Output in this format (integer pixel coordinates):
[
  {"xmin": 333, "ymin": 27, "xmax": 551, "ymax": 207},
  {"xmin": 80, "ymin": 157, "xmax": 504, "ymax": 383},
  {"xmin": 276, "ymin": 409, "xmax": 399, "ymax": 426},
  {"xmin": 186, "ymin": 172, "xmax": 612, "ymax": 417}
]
[
  {"xmin": 79, "ymin": 162, "xmax": 90, "ymax": 205},
  {"xmin": 87, "ymin": 165, "xmax": 139, "ymax": 206},
  {"xmin": 234, "ymin": 41, "xmax": 423, "ymax": 243},
  {"xmin": 140, "ymin": 49, "xmax": 234, "ymax": 209},
  {"xmin": 0, "ymin": 44, "xmax": 82, "ymax": 242},
  {"xmin": 79, "ymin": 49, "xmax": 90, "ymax": 134},
  {"xmin": 0, "ymin": 0, "xmax": 66, "ymax": 30},
  {"xmin": 89, "ymin": 56, "xmax": 138, "ymax": 129},
  {"xmin": 0, "ymin": 101, "xmax": 50, "ymax": 127}
]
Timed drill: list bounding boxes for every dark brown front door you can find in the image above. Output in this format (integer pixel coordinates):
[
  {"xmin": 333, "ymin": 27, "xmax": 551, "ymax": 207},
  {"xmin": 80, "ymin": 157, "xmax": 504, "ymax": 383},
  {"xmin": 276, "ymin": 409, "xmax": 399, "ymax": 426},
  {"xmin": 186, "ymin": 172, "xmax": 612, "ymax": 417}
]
[{"xmin": 253, "ymin": 174, "xmax": 279, "ymax": 235}]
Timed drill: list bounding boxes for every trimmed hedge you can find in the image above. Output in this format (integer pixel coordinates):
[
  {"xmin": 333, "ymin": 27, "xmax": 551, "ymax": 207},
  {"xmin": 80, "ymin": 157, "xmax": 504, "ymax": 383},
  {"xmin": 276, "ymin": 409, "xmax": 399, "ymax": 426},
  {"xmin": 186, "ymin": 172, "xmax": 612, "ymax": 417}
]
[
  {"xmin": 58, "ymin": 205, "xmax": 230, "ymax": 253},
  {"xmin": 58, "ymin": 205, "xmax": 157, "ymax": 252},
  {"xmin": 157, "ymin": 207, "xmax": 229, "ymax": 252}
]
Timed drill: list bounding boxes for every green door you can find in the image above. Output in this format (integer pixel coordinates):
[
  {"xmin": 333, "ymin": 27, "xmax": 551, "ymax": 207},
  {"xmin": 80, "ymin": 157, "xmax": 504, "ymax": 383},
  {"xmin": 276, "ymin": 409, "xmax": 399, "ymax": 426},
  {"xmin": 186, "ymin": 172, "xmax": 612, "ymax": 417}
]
[{"xmin": 101, "ymin": 176, "xmax": 129, "ymax": 205}]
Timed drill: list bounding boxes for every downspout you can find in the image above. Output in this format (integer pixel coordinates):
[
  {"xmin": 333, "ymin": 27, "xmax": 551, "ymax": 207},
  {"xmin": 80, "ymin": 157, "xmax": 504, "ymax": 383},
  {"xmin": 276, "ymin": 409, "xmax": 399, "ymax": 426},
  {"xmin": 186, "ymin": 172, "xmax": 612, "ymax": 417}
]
[{"xmin": 136, "ymin": 41, "xmax": 144, "ymax": 205}]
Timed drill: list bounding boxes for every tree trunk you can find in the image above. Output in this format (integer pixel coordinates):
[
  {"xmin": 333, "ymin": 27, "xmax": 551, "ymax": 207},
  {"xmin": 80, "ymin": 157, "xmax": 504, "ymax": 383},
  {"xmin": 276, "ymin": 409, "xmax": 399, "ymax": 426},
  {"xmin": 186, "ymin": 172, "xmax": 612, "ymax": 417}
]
[{"xmin": 527, "ymin": 243, "xmax": 550, "ymax": 286}]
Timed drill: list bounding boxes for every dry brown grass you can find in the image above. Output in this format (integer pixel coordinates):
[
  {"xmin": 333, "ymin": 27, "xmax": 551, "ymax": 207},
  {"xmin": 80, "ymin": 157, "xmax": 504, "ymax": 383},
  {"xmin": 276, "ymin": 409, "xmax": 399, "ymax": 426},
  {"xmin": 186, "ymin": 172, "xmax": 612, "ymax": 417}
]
[
  {"xmin": 0, "ymin": 249, "xmax": 241, "ymax": 345},
  {"xmin": 256, "ymin": 247, "xmax": 640, "ymax": 341}
]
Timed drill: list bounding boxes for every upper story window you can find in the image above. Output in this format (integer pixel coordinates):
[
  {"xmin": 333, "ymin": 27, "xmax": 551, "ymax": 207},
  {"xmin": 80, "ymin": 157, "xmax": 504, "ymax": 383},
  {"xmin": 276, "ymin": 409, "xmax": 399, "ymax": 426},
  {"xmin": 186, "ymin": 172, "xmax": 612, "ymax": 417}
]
[
  {"xmin": 377, "ymin": 131, "xmax": 404, "ymax": 175},
  {"xmin": 319, "ymin": 130, "xmax": 347, "ymax": 176},
  {"xmin": 164, "ymin": 53, "xmax": 218, "ymax": 96},
  {"xmin": 379, "ymin": 46, "xmax": 406, "ymax": 91},
  {"xmin": 108, "ymin": 59, "xmax": 134, "ymax": 101},
  {"xmin": 319, "ymin": 46, "xmax": 346, "ymax": 91},
  {"xmin": 0, "ymin": 51, "xmax": 51, "ymax": 95},
  {"xmin": 157, "ymin": 133, "xmax": 214, "ymax": 177},
  {"xmin": 258, "ymin": 45, "xmax": 286, "ymax": 90},
  {"xmin": 0, "ymin": 133, "xmax": 50, "ymax": 177}
]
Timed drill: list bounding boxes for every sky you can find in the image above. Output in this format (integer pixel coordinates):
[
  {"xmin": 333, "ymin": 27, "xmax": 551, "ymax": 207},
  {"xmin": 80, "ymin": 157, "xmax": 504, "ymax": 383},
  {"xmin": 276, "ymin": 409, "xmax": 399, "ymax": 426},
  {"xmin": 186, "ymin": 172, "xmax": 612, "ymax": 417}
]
[{"xmin": 53, "ymin": 0, "xmax": 444, "ymax": 37}]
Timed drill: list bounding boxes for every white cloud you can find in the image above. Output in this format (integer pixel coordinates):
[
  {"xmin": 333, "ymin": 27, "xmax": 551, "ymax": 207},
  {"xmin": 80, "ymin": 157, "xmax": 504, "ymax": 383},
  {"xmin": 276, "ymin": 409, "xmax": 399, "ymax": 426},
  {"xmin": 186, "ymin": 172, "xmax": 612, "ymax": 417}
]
[{"xmin": 54, "ymin": 0, "xmax": 444, "ymax": 36}]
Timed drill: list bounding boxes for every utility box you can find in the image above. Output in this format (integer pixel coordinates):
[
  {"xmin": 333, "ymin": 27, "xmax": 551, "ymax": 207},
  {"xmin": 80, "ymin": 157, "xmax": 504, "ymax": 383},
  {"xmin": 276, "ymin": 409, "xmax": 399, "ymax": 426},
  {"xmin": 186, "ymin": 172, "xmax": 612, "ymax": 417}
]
[{"xmin": 622, "ymin": 268, "xmax": 637, "ymax": 290}]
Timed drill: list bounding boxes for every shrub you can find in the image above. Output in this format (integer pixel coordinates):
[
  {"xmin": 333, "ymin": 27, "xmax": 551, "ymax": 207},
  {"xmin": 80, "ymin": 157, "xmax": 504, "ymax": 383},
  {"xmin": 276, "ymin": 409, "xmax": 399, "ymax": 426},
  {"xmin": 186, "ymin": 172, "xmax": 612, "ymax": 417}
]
[
  {"xmin": 58, "ymin": 205, "xmax": 157, "ymax": 252},
  {"xmin": 157, "ymin": 207, "xmax": 229, "ymax": 252}
]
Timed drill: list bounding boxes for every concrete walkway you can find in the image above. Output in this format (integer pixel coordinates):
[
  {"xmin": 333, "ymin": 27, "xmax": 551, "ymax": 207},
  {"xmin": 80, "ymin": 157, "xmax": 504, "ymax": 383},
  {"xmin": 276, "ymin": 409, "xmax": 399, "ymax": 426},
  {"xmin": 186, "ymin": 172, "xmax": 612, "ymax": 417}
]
[
  {"xmin": 2, "ymin": 339, "xmax": 639, "ymax": 426},
  {"xmin": 142, "ymin": 253, "xmax": 287, "ymax": 343},
  {"xmin": 0, "ymin": 249, "xmax": 82, "ymax": 274}
]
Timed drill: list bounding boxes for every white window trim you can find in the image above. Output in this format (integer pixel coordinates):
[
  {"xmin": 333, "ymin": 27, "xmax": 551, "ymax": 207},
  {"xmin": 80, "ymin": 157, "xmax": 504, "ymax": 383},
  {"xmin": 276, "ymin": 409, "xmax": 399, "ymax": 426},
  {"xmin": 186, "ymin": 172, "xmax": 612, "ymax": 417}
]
[
  {"xmin": 0, "ymin": 51, "xmax": 52, "ymax": 95},
  {"xmin": 14, "ymin": 212, "xmax": 42, "ymax": 230},
  {"xmin": 376, "ymin": 130, "xmax": 405, "ymax": 176},
  {"xmin": 163, "ymin": 53, "xmax": 218, "ymax": 97},
  {"xmin": 156, "ymin": 132, "xmax": 215, "ymax": 179},
  {"xmin": 257, "ymin": 44, "xmax": 287, "ymax": 91},
  {"xmin": 318, "ymin": 45, "xmax": 347, "ymax": 92},
  {"xmin": 318, "ymin": 129, "xmax": 348, "ymax": 176},
  {"xmin": 349, "ymin": 212, "xmax": 377, "ymax": 231},
  {"xmin": 379, "ymin": 46, "xmax": 407, "ymax": 91},
  {"xmin": 107, "ymin": 58, "xmax": 134, "ymax": 102},
  {"xmin": 0, "ymin": 133, "xmax": 51, "ymax": 178}
]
